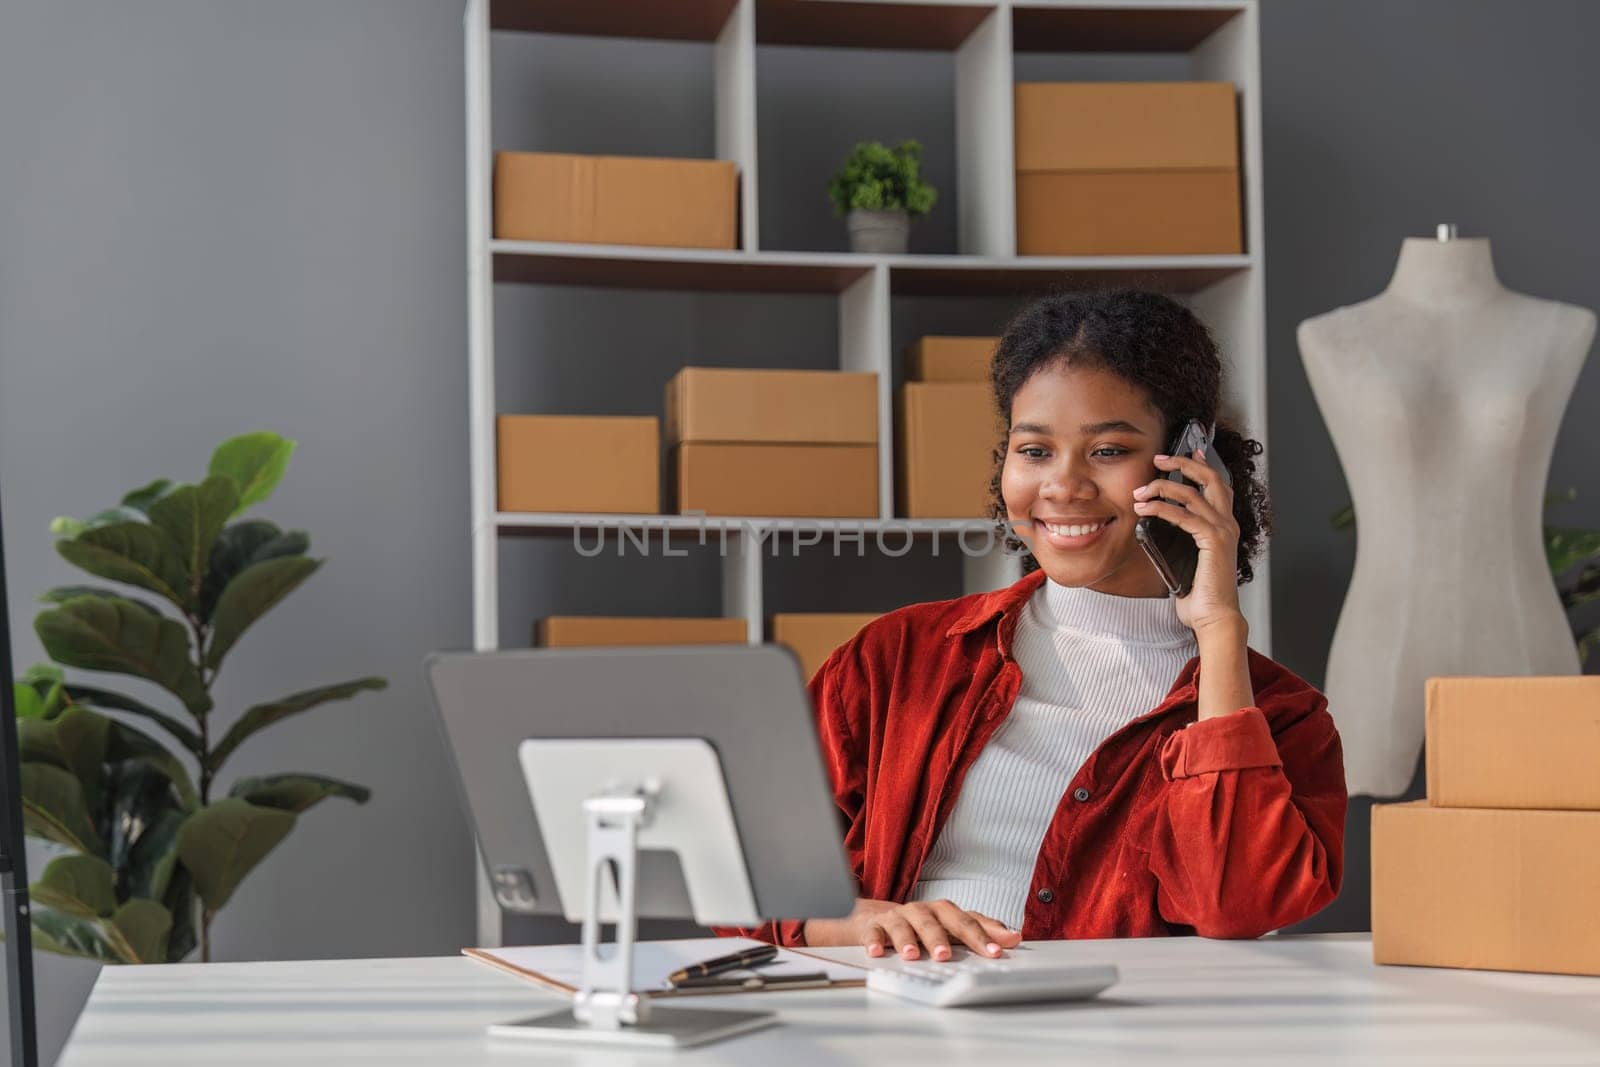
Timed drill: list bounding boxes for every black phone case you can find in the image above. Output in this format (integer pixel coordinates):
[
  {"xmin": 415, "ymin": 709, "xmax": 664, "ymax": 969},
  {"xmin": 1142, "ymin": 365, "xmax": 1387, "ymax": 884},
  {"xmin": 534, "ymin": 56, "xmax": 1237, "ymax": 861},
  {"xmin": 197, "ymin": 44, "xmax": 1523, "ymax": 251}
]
[{"xmin": 1135, "ymin": 422, "xmax": 1233, "ymax": 597}]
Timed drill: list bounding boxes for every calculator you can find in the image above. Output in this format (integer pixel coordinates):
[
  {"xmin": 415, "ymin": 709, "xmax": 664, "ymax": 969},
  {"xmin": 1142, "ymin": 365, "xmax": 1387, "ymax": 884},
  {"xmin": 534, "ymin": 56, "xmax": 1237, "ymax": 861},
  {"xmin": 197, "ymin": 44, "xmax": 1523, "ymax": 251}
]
[{"xmin": 865, "ymin": 960, "xmax": 1119, "ymax": 1009}]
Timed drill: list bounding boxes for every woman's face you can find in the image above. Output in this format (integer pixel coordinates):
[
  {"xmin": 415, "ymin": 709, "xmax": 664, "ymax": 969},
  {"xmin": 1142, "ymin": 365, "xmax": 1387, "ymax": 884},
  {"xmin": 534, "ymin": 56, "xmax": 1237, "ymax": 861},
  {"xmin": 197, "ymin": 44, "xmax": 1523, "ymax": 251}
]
[{"xmin": 1001, "ymin": 360, "xmax": 1171, "ymax": 597}]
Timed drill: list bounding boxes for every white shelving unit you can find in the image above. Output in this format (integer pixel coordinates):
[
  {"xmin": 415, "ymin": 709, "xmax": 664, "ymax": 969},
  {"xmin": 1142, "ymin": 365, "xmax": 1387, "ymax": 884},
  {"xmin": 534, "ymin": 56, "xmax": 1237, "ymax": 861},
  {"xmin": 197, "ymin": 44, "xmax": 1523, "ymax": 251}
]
[{"xmin": 465, "ymin": 0, "xmax": 1267, "ymax": 944}]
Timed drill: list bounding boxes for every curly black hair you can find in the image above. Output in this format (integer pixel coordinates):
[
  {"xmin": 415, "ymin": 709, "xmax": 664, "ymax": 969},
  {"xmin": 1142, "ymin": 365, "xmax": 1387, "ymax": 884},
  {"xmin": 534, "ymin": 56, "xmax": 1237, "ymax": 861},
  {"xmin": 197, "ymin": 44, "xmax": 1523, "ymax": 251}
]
[{"xmin": 986, "ymin": 288, "xmax": 1271, "ymax": 583}]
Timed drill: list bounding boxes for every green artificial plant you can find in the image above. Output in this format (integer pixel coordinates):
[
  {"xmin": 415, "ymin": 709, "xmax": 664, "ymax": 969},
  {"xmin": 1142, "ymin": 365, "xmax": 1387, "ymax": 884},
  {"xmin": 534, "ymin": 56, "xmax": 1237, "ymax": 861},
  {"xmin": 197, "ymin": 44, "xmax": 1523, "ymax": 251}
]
[
  {"xmin": 827, "ymin": 140, "xmax": 938, "ymax": 218},
  {"xmin": 1331, "ymin": 487, "xmax": 1600, "ymax": 668},
  {"xmin": 12, "ymin": 432, "xmax": 386, "ymax": 963}
]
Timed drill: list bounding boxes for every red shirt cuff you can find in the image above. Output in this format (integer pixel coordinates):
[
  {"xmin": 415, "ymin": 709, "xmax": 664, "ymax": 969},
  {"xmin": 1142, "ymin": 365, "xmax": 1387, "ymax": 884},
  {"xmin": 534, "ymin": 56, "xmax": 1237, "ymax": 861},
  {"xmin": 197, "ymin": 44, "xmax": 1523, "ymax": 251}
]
[{"xmin": 1159, "ymin": 707, "xmax": 1281, "ymax": 780}]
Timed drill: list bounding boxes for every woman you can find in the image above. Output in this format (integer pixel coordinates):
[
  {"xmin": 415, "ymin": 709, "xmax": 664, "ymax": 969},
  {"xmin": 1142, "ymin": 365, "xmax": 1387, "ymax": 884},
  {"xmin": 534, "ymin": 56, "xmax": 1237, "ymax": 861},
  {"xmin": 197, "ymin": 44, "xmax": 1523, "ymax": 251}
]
[{"xmin": 754, "ymin": 289, "xmax": 1346, "ymax": 961}]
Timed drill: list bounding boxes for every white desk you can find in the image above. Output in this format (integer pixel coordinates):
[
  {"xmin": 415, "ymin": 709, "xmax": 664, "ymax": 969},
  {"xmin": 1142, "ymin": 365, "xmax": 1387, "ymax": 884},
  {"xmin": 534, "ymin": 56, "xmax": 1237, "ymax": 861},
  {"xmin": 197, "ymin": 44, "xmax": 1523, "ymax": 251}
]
[{"xmin": 59, "ymin": 934, "xmax": 1600, "ymax": 1065}]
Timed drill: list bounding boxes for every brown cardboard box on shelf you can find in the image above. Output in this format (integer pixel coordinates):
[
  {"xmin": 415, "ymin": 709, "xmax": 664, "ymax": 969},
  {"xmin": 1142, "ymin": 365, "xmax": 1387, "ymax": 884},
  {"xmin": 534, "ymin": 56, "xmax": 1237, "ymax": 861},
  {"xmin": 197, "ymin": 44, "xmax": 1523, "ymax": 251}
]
[
  {"xmin": 1371, "ymin": 801, "xmax": 1600, "ymax": 977},
  {"xmin": 770, "ymin": 612, "xmax": 882, "ymax": 682},
  {"xmin": 664, "ymin": 368, "xmax": 878, "ymax": 447},
  {"xmin": 1426, "ymin": 676, "xmax": 1600, "ymax": 810},
  {"xmin": 673, "ymin": 442, "xmax": 878, "ymax": 517},
  {"xmin": 497, "ymin": 415, "xmax": 659, "ymax": 514},
  {"xmin": 1013, "ymin": 82, "xmax": 1242, "ymax": 256},
  {"xmin": 898, "ymin": 383, "xmax": 1002, "ymax": 518},
  {"xmin": 494, "ymin": 151, "xmax": 738, "ymax": 250},
  {"xmin": 908, "ymin": 337, "xmax": 998, "ymax": 383},
  {"xmin": 534, "ymin": 616, "xmax": 747, "ymax": 648}
]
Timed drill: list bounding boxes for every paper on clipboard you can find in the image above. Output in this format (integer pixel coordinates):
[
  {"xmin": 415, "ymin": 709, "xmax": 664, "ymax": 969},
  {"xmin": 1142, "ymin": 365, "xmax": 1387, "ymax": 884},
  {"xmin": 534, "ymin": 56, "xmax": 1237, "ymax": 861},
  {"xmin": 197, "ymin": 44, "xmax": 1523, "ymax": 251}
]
[{"xmin": 464, "ymin": 937, "xmax": 867, "ymax": 998}]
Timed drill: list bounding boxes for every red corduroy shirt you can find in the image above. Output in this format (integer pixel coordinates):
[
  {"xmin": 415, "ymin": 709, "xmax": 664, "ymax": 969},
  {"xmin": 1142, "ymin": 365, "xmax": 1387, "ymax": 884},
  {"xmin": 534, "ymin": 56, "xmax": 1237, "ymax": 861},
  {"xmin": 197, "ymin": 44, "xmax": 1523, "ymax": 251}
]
[{"xmin": 742, "ymin": 568, "xmax": 1347, "ymax": 946}]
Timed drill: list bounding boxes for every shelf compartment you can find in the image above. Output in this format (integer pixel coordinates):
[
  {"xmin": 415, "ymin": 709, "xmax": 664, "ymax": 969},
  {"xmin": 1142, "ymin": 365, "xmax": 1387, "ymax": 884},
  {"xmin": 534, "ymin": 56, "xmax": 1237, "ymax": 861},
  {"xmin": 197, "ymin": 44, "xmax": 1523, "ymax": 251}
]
[
  {"xmin": 1011, "ymin": 3, "xmax": 1246, "ymax": 53},
  {"xmin": 756, "ymin": 0, "xmax": 996, "ymax": 51},
  {"xmin": 489, "ymin": 0, "xmax": 740, "ymax": 41}
]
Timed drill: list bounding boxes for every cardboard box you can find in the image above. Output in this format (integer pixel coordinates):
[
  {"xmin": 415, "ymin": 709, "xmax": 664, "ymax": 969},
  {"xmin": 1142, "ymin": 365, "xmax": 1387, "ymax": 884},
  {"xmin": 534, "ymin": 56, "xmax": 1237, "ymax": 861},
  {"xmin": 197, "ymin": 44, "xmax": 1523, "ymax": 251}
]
[
  {"xmin": 1014, "ymin": 82, "xmax": 1242, "ymax": 256},
  {"xmin": 494, "ymin": 151, "xmax": 737, "ymax": 250},
  {"xmin": 1426, "ymin": 676, "xmax": 1600, "ymax": 810},
  {"xmin": 673, "ymin": 442, "xmax": 877, "ymax": 517},
  {"xmin": 497, "ymin": 415, "xmax": 658, "ymax": 514},
  {"xmin": 1014, "ymin": 82, "xmax": 1240, "ymax": 173},
  {"xmin": 1371, "ymin": 801, "xmax": 1600, "ymax": 977},
  {"xmin": 535, "ymin": 616, "xmax": 747, "ymax": 648},
  {"xmin": 665, "ymin": 368, "xmax": 878, "ymax": 447},
  {"xmin": 771, "ymin": 613, "xmax": 882, "ymax": 682},
  {"xmin": 898, "ymin": 383, "xmax": 1002, "ymax": 518},
  {"xmin": 1016, "ymin": 171, "xmax": 1242, "ymax": 256},
  {"xmin": 908, "ymin": 337, "xmax": 998, "ymax": 383}
]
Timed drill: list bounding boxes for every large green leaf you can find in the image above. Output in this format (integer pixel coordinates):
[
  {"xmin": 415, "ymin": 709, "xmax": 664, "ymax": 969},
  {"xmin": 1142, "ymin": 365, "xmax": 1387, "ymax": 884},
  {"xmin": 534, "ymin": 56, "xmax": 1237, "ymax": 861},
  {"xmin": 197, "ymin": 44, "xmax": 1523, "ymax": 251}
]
[
  {"xmin": 65, "ymin": 683, "xmax": 203, "ymax": 756},
  {"xmin": 127, "ymin": 806, "xmax": 187, "ymax": 901},
  {"xmin": 20, "ymin": 762, "xmax": 104, "ymax": 855},
  {"xmin": 31, "ymin": 854, "xmax": 117, "ymax": 918},
  {"xmin": 16, "ymin": 720, "xmax": 60, "ymax": 766},
  {"xmin": 209, "ymin": 432, "xmax": 296, "ymax": 516},
  {"xmin": 49, "ymin": 506, "xmax": 149, "ymax": 540},
  {"xmin": 148, "ymin": 477, "xmax": 240, "ymax": 607},
  {"xmin": 104, "ymin": 719, "xmax": 198, "ymax": 811},
  {"xmin": 37, "ymin": 597, "xmax": 212, "ymax": 717},
  {"xmin": 18, "ymin": 662, "xmax": 67, "ymax": 719},
  {"xmin": 163, "ymin": 869, "xmax": 198, "ymax": 962},
  {"xmin": 13, "ymin": 682, "xmax": 45, "ymax": 720},
  {"xmin": 31, "ymin": 908, "xmax": 121, "ymax": 963},
  {"xmin": 209, "ymin": 677, "xmax": 387, "ymax": 773},
  {"xmin": 55, "ymin": 522, "xmax": 189, "ymax": 608},
  {"xmin": 40, "ymin": 585, "xmax": 167, "ymax": 619},
  {"xmin": 200, "ymin": 520, "xmax": 309, "ymax": 621},
  {"xmin": 121, "ymin": 478, "xmax": 174, "ymax": 513},
  {"xmin": 176, "ymin": 797, "xmax": 296, "ymax": 911},
  {"xmin": 107, "ymin": 899, "xmax": 173, "ymax": 964},
  {"xmin": 43, "ymin": 706, "xmax": 112, "ymax": 810},
  {"xmin": 205, "ymin": 556, "xmax": 320, "ymax": 670},
  {"xmin": 230, "ymin": 773, "xmax": 371, "ymax": 813}
]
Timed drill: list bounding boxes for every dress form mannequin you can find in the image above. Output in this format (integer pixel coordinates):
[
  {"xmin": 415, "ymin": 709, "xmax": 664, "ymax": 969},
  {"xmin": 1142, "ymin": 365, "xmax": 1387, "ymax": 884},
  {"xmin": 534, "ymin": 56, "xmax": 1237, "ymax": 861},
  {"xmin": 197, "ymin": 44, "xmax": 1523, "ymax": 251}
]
[{"xmin": 1298, "ymin": 227, "xmax": 1595, "ymax": 798}]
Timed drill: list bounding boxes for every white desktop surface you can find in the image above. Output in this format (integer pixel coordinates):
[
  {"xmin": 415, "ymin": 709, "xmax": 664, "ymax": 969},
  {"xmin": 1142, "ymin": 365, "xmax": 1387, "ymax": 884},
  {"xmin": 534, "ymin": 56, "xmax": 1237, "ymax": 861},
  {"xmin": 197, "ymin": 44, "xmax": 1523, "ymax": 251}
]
[{"xmin": 59, "ymin": 934, "xmax": 1600, "ymax": 1065}]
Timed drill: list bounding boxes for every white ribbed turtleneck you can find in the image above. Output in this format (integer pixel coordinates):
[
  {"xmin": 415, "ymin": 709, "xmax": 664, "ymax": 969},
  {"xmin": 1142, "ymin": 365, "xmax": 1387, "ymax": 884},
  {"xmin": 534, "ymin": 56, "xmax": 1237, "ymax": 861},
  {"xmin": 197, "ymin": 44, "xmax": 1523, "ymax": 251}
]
[{"xmin": 908, "ymin": 577, "xmax": 1196, "ymax": 930}]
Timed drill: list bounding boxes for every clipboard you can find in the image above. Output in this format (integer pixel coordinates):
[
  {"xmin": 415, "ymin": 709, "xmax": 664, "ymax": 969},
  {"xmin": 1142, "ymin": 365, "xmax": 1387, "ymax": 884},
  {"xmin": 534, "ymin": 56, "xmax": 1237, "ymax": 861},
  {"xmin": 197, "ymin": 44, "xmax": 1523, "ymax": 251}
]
[{"xmin": 464, "ymin": 937, "xmax": 867, "ymax": 998}]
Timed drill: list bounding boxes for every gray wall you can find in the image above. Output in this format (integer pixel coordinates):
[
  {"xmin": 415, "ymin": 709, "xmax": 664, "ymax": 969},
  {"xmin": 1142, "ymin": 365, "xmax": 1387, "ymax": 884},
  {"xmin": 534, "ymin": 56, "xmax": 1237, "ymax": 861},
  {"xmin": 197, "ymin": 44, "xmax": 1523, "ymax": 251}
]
[
  {"xmin": 0, "ymin": 0, "xmax": 478, "ymax": 978},
  {"xmin": 2, "ymin": 0, "xmax": 1597, "ymax": 1024},
  {"xmin": 1261, "ymin": 0, "xmax": 1600, "ymax": 933}
]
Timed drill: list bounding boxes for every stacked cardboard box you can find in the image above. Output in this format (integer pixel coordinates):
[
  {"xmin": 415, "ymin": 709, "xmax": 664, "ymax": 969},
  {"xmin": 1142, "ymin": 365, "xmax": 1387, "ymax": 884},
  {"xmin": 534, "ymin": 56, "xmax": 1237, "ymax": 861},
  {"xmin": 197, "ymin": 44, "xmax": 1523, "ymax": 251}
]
[
  {"xmin": 497, "ymin": 415, "xmax": 659, "ymax": 514},
  {"xmin": 898, "ymin": 338, "xmax": 1002, "ymax": 518},
  {"xmin": 495, "ymin": 151, "xmax": 738, "ymax": 250},
  {"xmin": 1014, "ymin": 82, "xmax": 1242, "ymax": 256},
  {"xmin": 535, "ymin": 616, "xmax": 747, "ymax": 648},
  {"xmin": 665, "ymin": 368, "xmax": 879, "ymax": 517},
  {"xmin": 1371, "ymin": 676, "xmax": 1600, "ymax": 977},
  {"xmin": 771, "ymin": 612, "xmax": 881, "ymax": 682}
]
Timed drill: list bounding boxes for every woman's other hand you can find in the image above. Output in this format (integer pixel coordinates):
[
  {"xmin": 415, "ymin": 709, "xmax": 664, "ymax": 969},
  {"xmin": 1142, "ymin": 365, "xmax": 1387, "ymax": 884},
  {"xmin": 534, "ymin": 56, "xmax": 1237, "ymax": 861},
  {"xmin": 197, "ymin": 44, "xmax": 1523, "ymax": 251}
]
[{"xmin": 803, "ymin": 899, "xmax": 1022, "ymax": 960}]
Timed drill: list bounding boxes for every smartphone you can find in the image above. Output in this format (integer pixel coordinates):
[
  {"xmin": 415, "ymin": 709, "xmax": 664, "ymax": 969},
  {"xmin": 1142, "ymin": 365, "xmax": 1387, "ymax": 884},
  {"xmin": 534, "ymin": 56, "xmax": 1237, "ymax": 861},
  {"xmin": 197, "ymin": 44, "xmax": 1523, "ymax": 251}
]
[{"xmin": 1134, "ymin": 420, "xmax": 1233, "ymax": 598}]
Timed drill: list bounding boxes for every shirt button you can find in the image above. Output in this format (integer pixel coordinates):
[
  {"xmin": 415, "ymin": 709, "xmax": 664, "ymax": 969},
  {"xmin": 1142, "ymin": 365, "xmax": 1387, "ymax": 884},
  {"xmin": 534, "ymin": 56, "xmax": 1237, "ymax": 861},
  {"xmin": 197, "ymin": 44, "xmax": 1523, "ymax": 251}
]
[
  {"xmin": 1073, "ymin": 787, "xmax": 1091, "ymax": 802},
  {"xmin": 1036, "ymin": 888, "xmax": 1055, "ymax": 904}
]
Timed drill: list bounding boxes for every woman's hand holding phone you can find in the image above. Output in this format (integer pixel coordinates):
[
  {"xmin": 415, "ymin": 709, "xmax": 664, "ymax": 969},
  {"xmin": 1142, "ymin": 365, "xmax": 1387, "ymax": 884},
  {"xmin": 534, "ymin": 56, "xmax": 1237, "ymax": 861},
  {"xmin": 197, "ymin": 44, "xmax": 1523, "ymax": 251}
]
[
  {"xmin": 1132, "ymin": 449, "xmax": 1245, "ymax": 639},
  {"xmin": 803, "ymin": 898, "xmax": 1022, "ymax": 961},
  {"xmin": 1134, "ymin": 448, "xmax": 1256, "ymax": 721}
]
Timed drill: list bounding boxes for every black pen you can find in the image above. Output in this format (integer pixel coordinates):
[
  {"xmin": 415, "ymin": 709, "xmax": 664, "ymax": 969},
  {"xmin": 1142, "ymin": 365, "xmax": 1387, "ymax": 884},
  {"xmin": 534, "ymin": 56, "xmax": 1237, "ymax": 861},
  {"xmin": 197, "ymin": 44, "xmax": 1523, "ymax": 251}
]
[
  {"xmin": 666, "ymin": 944, "xmax": 780, "ymax": 985},
  {"xmin": 669, "ymin": 971, "xmax": 832, "ymax": 993}
]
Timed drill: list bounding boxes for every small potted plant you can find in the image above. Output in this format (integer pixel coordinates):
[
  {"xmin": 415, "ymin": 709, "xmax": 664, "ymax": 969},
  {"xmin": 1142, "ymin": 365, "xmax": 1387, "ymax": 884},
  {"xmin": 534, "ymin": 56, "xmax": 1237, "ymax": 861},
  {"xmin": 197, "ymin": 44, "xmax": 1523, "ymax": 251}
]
[{"xmin": 828, "ymin": 140, "xmax": 938, "ymax": 254}]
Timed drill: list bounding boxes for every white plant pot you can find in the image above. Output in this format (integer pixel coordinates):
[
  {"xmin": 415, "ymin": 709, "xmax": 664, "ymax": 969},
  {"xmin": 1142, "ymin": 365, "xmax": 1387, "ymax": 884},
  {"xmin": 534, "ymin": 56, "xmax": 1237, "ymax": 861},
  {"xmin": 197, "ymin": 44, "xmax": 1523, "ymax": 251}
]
[{"xmin": 846, "ymin": 209, "xmax": 911, "ymax": 254}]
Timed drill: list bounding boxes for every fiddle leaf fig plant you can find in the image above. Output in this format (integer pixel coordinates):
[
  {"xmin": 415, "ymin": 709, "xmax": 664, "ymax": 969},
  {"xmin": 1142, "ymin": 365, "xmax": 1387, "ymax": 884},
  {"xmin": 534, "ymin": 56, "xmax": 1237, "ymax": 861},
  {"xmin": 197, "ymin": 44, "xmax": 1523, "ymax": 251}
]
[{"xmin": 13, "ymin": 432, "xmax": 387, "ymax": 963}]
